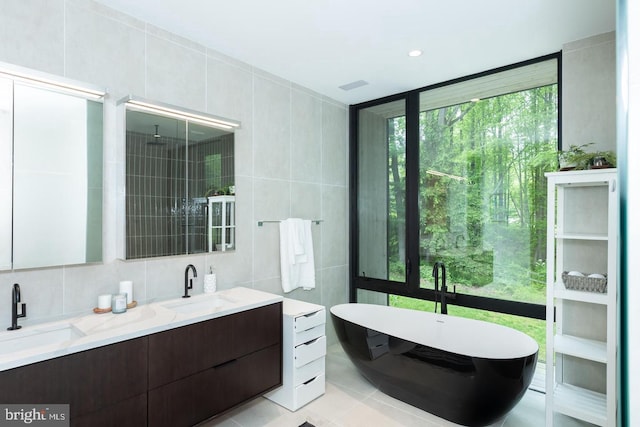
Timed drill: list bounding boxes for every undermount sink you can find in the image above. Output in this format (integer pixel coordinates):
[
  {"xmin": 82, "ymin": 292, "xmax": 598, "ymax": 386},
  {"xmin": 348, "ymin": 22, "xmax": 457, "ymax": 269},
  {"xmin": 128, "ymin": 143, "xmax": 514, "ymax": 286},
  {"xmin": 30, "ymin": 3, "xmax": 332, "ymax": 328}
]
[
  {"xmin": 0, "ymin": 323, "xmax": 86, "ymax": 356},
  {"xmin": 161, "ymin": 295, "xmax": 237, "ymax": 314}
]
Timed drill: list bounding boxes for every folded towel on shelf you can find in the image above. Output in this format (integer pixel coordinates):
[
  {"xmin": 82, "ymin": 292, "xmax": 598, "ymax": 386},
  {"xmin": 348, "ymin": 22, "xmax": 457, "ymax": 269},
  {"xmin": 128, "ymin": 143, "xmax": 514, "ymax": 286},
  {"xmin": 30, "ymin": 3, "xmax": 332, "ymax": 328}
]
[{"xmin": 279, "ymin": 218, "xmax": 315, "ymax": 293}]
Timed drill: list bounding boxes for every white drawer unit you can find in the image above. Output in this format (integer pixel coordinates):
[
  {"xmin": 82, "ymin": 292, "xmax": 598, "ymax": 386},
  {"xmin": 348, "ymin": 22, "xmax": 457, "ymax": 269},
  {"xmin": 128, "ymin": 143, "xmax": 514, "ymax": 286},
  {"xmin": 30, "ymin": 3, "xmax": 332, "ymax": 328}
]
[
  {"xmin": 265, "ymin": 298, "xmax": 326, "ymax": 411},
  {"xmin": 294, "ymin": 336, "xmax": 326, "ymax": 367}
]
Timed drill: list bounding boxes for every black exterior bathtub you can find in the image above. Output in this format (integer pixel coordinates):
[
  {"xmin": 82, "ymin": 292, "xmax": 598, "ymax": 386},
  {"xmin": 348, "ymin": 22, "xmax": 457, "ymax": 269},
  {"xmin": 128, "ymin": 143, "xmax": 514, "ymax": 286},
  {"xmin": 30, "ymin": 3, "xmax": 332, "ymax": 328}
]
[{"xmin": 331, "ymin": 303, "xmax": 538, "ymax": 427}]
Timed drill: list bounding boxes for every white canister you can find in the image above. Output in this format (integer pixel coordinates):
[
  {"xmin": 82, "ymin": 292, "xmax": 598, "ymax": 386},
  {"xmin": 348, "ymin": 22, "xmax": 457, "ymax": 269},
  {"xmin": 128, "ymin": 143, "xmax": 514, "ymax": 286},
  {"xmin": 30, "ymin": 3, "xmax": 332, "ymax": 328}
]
[
  {"xmin": 204, "ymin": 273, "xmax": 217, "ymax": 293},
  {"xmin": 119, "ymin": 280, "xmax": 133, "ymax": 304},
  {"xmin": 98, "ymin": 294, "xmax": 112, "ymax": 309}
]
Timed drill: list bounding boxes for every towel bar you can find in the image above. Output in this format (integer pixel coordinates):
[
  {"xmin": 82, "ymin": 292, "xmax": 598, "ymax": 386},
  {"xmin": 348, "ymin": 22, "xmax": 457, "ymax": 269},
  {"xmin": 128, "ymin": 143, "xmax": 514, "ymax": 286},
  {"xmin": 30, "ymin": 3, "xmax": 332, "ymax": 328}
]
[{"xmin": 257, "ymin": 219, "xmax": 323, "ymax": 227}]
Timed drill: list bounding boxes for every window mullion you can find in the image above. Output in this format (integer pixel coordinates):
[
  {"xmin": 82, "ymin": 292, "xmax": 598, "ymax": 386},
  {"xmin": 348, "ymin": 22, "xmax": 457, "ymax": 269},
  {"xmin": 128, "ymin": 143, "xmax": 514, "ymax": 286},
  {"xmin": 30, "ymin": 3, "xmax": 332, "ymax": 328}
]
[{"xmin": 405, "ymin": 92, "xmax": 420, "ymax": 289}]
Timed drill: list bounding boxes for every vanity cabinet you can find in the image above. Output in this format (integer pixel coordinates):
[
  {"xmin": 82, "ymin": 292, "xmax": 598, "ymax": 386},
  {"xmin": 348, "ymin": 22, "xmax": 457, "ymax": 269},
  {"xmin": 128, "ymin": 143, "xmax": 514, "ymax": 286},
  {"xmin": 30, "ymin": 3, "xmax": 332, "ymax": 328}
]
[
  {"xmin": 265, "ymin": 298, "xmax": 326, "ymax": 411},
  {"xmin": 545, "ymin": 170, "xmax": 617, "ymax": 426},
  {"xmin": 148, "ymin": 302, "xmax": 283, "ymax": 426},
  {"xmin": 0, "ymin": 336, "xmax": 148, "ymax": 426},
  {"xmin": 0, "ymin": 300, "xmax": 283, "ymax": 427}
]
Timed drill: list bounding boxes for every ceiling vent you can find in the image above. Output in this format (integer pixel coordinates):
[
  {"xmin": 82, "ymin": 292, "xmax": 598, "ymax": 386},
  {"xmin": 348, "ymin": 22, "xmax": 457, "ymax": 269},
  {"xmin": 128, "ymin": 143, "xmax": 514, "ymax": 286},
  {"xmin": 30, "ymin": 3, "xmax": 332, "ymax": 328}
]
[{"xmin": 339, "ymin": 80, "xmax": 369, "ymax": 91}]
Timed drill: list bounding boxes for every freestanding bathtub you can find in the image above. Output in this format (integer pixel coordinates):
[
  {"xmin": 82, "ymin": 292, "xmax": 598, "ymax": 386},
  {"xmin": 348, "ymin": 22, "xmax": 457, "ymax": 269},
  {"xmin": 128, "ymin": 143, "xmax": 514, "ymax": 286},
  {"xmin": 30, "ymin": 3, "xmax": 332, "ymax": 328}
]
[{"xmin": 331, "ymin": 303, "xmax": 538, "ymax": 427}]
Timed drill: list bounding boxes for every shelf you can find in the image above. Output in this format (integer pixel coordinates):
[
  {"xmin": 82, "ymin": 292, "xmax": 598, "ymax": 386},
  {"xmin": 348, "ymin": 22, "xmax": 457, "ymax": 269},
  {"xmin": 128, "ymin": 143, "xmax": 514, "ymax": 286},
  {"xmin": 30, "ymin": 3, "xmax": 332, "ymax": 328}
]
[
  {"xmin": 554, "ymin": 334, "xmax": 607, "ymax": 363},
  {"xmin": 553, "ymin": 383, "xmax": 607, "ymax": 426},
  {"xmin": 546, "ymin": 169, "xmax": 616, "ymax": 187},
  {"xmin": 554, "ymin": 282, "xmax": 609, "ymax": 304},
  {"xmin": 547, "ymin": 169, "xmax": 616, "ymax": 427},
  {"xmin": 555, "ymin": 232, "xmax": 608, "ymax": 241}
]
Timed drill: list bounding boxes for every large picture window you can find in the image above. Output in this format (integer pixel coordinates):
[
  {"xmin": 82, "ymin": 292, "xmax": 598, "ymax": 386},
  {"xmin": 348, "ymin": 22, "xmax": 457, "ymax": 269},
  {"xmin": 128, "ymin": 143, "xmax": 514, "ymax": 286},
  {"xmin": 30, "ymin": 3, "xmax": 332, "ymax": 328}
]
[{"xmin": 352, "ymin": 54, "xmax": 560, "ymax": 364}]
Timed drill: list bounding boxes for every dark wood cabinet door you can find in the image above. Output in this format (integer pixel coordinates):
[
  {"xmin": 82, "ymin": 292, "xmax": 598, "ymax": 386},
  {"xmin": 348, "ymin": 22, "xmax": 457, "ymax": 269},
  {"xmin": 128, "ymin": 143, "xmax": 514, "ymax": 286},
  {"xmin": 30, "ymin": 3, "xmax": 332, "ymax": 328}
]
[
  {"xmin": 148, "ymin": 312, "xmax": 232, "ymax": 389},
  {"xmin": 148, "ymin": 344, "xmax": 281, "ymax": 427},
  {"xmin": 0, "ymin": 337, "xmax": 148, "ymax": 419},
  {"xmin": 148, "ymin": 302, "xmax": 282, "ymax": 389},
  {"xmin": 230, "ymin": 302, "xmax": 282, "ymax": 359},
  {"xmin": 216, "ymin": 341, "xmax": 282, "ymax": 411}
]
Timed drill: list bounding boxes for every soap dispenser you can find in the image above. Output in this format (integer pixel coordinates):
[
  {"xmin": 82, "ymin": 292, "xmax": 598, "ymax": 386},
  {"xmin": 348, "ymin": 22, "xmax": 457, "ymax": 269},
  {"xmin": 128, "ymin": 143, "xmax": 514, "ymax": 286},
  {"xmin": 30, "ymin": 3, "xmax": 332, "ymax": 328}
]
[{"xmin": 204, "ymin": 266, "xmax": 217, "ymax": 293}]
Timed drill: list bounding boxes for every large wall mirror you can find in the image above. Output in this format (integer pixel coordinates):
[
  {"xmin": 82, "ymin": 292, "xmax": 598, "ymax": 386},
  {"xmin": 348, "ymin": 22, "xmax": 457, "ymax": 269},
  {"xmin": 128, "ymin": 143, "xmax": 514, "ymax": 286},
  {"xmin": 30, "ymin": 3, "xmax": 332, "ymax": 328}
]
[
  {"xmin": 123, "ymin": 99, "xmax": 239, "ymax": 260},
  {"xmin": 0, "ymin": 65, "xmax": 104, "ymax": 270}
]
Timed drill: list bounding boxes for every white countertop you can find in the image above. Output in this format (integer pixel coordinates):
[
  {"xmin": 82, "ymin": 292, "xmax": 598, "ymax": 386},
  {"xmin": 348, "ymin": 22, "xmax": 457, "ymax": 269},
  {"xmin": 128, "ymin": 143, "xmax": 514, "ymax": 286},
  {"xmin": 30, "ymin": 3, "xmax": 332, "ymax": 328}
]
[
  {"xmin": 0, "ymin": 287, "xmax": 283, "ymax": 372},
  {"xmin": 282, "ymin": 298, "xmax": 325, "ymax": 317}
]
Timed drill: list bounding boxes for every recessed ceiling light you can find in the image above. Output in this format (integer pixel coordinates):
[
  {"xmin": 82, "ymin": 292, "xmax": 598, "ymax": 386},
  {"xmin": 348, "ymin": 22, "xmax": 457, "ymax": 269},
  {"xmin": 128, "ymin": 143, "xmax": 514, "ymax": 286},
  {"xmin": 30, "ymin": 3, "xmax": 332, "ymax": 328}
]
[{"xmin": 408, "ymin": 50, "xmax": 423, "ymax": 57}]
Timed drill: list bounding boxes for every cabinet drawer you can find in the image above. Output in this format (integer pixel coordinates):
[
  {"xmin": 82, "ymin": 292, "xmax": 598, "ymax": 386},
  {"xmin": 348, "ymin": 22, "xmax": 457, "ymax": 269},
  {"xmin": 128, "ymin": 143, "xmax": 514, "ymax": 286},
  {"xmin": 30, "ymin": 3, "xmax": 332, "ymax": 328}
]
[
  {"xmin": 293, "ymin": 374, "xmax": 325, "ymax": 408},
  {"xmin": 294, "ymin": 309, "xmax": 325, "ymax": 332},
  {"xmin": 148, "ymin": 344, "xmax": 281, "ymax": 427},
  {"xmin": 0, "ymin": 337, "xmax": 148, "ymax": 418},
  {"xmin": 294, "ymin": 336, "xmax": 326, "ymax": 367},
  {"xmin": 294, "ymin": 323, "xmax": 325, "ymax": 346},
  {"xmin": 148, "ymin": 302, "xmax": 282, "ymax": 389},
  {"xmin": 293, "ymin": 356, "xmax": 325, "ymax": 386}
]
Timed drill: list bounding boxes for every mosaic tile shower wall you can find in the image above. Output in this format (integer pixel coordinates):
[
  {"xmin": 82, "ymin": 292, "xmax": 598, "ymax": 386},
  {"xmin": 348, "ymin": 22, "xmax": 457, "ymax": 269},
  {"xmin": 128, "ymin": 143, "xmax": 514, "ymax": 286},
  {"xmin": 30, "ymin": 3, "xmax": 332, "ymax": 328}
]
[{"xmin": 125, "ymin": 130, "xmax": 234, "ymax": 259}]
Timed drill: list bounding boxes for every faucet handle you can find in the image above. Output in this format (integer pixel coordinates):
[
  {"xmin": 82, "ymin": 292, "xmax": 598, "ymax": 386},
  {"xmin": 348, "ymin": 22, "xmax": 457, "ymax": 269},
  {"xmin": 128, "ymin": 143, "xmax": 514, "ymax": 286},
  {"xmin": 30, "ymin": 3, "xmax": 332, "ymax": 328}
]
[
  {"xmin": 431, "ymin": 262, "xmax": 439, "ymax": 277},
  {"xmin": 18, "ymin": 302, "xmax": 26, "ymax": 319}
]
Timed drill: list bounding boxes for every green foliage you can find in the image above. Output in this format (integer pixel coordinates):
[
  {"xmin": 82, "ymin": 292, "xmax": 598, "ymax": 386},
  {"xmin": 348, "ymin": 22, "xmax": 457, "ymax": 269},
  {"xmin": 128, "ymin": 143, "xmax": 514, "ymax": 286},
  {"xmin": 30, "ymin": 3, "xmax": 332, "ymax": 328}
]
[
  {"xmin": 387, "ymin": 85, "xmax": 557, "ymax": 288},
  {"xmin": 559, "ymin": 143, "xmax": 617, "ymax": 170},
  {"xmin": 380, "ymin": 83, "xmax": 557, "ymax": 366}
]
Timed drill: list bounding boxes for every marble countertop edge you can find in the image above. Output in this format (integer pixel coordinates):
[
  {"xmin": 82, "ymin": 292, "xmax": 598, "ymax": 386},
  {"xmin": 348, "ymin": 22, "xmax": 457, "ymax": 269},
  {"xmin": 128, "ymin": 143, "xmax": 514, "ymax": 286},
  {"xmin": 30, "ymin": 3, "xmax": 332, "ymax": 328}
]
[{"xmin": 0, "ymin": 287, "xmax": 283, "ymax": 372}]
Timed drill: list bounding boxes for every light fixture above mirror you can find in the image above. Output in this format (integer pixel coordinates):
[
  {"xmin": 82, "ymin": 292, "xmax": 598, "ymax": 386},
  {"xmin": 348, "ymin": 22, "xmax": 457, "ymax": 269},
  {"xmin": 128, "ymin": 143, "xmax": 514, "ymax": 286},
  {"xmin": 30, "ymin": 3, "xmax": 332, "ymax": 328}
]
[
  {"xmin": 0, "ymin": 61, "xmax": 106, "ymax": 99},
  {"xmin": 122, "ymin": 96, "xmax": 240, "ymax": 130}
]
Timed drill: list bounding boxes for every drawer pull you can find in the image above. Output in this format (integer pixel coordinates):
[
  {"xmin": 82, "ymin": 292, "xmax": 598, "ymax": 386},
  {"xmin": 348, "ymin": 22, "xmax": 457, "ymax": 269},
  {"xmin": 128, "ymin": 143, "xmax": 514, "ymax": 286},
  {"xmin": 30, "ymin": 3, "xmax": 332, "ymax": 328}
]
[
  {"xmin": 294, "ymin": 336, "xmax": 326, "ymax": 367},
  {"xmin": 294, "ymin": 309, "xmax": 325, "ymax": 332},
  {"xmin": 302, "ymin": 338, "xmax": 319, "ymax": 346},
  {"xmin": 294, "ymin": 323, "xmax": 325, "ymax": 346},
  {"xmin": 303, "ymin": 376, "xmax": 317, "ymax": 385}
]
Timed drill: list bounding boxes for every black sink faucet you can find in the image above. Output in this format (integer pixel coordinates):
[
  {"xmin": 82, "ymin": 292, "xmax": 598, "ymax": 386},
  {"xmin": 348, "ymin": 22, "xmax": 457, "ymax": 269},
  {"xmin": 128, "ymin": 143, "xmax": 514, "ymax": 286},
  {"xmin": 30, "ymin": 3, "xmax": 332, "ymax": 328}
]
[
  {"xmin": 183, "ymin": 264, "xmax": 197, "ymax": 298},
  {"xmin": 8, "ymin": 283, "xmax": 27, "ymax": 330}
]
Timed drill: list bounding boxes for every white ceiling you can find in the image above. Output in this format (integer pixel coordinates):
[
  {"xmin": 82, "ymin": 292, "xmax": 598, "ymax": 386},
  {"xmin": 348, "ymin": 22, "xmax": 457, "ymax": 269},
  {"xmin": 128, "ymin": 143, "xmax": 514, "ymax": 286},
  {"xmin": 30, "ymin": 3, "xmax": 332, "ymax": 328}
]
[{"xmin": 94, "ymin": 0, "xmax": 615, "ymax": 105}]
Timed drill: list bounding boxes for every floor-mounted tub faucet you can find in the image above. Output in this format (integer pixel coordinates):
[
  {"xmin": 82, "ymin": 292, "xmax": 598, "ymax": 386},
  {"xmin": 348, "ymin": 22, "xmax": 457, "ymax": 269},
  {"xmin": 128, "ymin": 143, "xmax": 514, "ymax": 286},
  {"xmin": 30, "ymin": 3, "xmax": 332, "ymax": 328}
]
[
  {"xmin": 8, "ymin": 283, "xmax": 26, "ymax": 330},
  {"xmin": 432, "ymin": 262, "xmax": 455, "ymax": 315},
  {"xmin": 183, "ymin": 264, "xmax": 197, "ymax": 298}
]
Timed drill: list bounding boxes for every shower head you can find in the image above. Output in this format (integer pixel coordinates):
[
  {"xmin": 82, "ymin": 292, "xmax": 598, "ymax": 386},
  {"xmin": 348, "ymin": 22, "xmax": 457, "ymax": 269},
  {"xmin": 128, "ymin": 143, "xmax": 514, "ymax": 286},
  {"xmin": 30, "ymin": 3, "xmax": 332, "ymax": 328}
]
[{"xmin": 147, "ymin": 124, "xmax": 164, "ymax": 145}]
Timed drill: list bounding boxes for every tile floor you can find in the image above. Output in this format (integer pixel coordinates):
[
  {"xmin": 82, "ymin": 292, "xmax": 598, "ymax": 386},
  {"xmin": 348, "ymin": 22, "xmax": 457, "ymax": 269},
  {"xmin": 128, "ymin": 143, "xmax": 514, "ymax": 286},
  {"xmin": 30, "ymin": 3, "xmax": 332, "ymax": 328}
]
[{"xmin": 201, "ymin": 345, "xmax": 592, "ymax": 427}]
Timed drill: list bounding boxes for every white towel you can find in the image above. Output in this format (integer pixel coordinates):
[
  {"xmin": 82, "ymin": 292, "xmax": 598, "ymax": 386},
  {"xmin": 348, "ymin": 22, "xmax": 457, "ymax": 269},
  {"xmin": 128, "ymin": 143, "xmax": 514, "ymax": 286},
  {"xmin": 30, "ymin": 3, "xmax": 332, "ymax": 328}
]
[{"xmin": 279, "ymin": 218, "xmax": 315, "ymax": 293}]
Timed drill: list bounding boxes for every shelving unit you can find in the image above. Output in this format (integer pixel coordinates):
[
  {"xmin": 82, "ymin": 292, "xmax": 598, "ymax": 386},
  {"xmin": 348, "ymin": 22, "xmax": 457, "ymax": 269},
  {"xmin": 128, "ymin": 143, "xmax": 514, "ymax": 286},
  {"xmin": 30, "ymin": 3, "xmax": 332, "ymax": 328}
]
[
  {"xmin": 265, "ymin": 298, "xmax": 326, "ymax": 411},
  {"xmin": 545, "ymin": 169, "xmax": 617, "ymax": 426},
  {"xmin": 207, "ymin": 195, "xmax": 235, "ymax": 252}
]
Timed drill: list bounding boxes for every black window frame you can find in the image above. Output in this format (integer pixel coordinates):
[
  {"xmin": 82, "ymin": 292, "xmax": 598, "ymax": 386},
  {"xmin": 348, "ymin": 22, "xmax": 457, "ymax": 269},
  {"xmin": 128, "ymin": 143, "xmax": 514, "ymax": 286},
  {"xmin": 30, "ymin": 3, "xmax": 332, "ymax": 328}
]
[{"xmin": 349, "ymin": 52, "xmax": 562, "ymax": 321}]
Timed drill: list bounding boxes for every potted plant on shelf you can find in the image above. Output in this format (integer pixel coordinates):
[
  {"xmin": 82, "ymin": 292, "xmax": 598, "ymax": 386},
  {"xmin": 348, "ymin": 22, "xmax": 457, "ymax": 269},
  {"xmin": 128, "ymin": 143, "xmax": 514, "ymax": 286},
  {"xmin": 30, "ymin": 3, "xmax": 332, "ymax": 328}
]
[{"xmin": 558, "ymin": 143, "xmax": 616, "ymax": 171}]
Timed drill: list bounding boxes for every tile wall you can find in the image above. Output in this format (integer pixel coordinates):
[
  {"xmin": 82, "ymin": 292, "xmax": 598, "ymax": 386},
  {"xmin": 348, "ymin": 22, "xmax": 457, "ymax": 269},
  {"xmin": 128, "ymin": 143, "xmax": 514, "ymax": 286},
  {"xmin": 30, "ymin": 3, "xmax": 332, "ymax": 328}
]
[
  {"xmin": 0, "ymin": 0, "xmax": 348, "ymax": 345},
  {"xmin": 125, "ymin": 130, "xmax": 187, "ymax": 259},
  {"xmin": 562, "ymin": 32, "xmax": 616, "ymax": 152}
]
